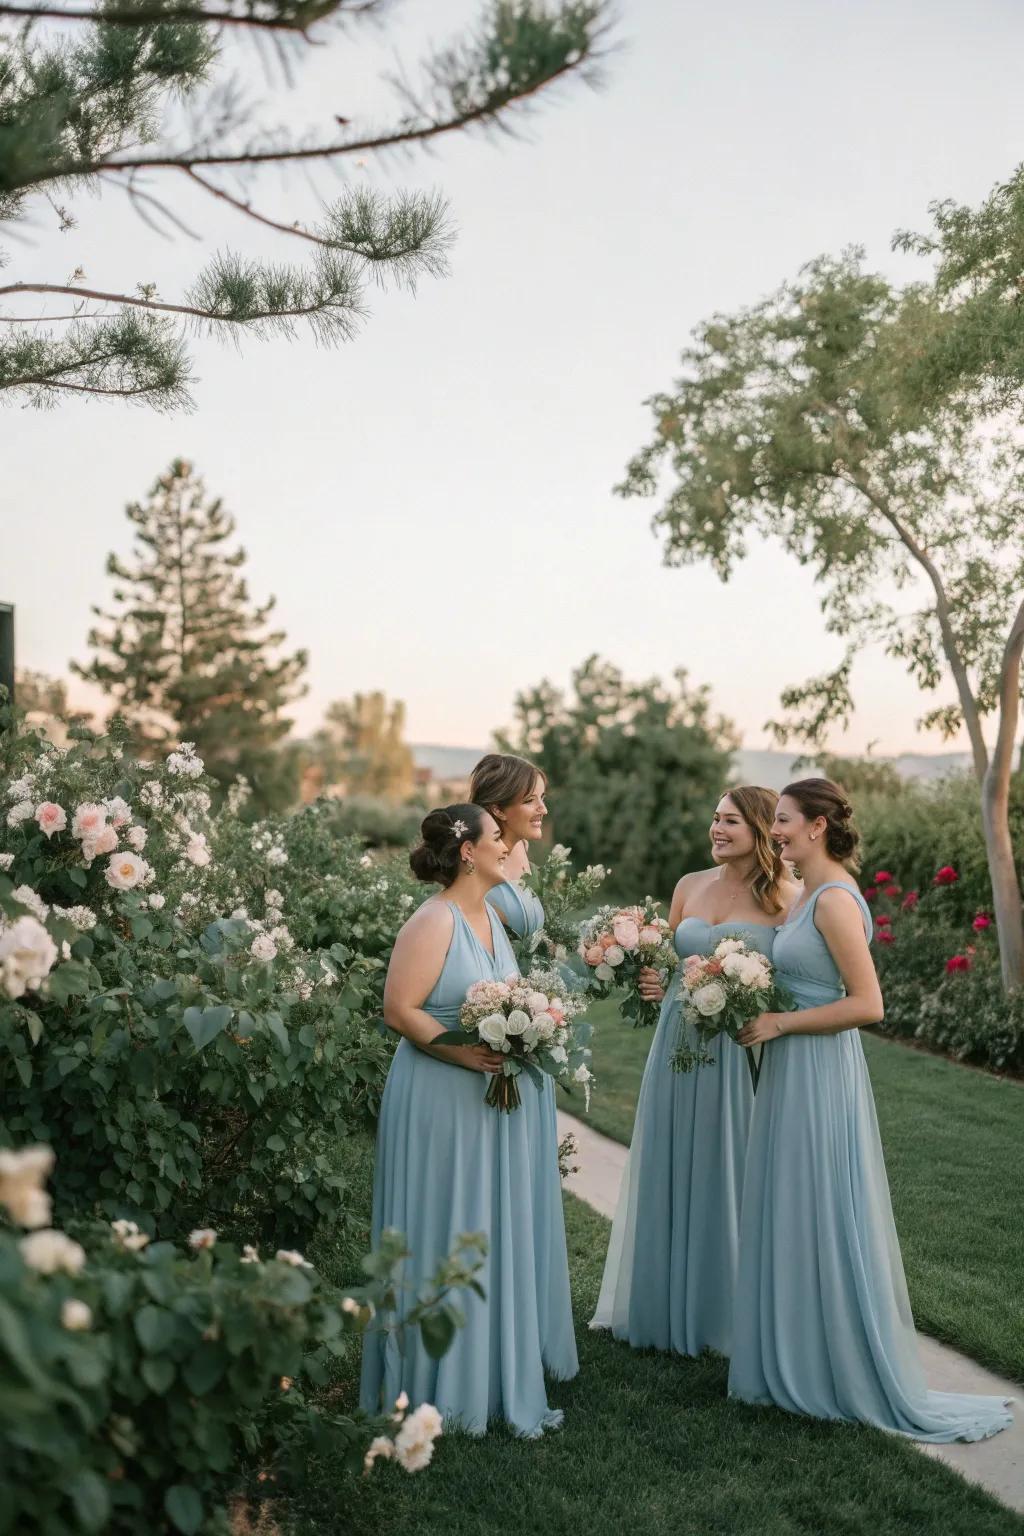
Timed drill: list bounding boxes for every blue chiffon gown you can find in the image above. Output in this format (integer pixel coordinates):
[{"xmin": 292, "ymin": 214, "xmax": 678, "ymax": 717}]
[
  {"xmin": 591, "ymin": 916, "xmax": 772, "ymax": 1356},
  {"xmin": 487, "ymin": 878, "xmax": 544, "ymax": 945},
  {"xmin": 728, "ymin": 881, "xmax": 1013, "ymax": 1442},
  {"xmin": 359, "ymin": 899, "xmax": 578, "ymax": 1437}
]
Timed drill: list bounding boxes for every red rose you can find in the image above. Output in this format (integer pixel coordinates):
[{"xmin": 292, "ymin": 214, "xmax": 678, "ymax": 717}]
[
  {"xmin": 945, "ymin": 954, "xmax": 971, "ymax": 973},
  {"xmin": 863, "ymin": 886, "xmax": 878, "ymax": 902},
  {"xmin": 877, "ymin": 931, "xmax": 895, "ymax": 945},
  {"xmin": 934, "ymin": 866, "xmax": 959, "ymax": 886},
  {"xmin": 901, "ymin": 891, "xmax": 919, "ymax": 911},
  {"xmin": 972, "ymin": 913, "xmax": 992, "ymax": 931},
  {"xmin": 875, "ymin": 914, "xmax": 892, "ymax": 927},
  {"xmin": 873, "ymin": 870, "xmax": 893, "ymax": 884},
  {"xmin": 882, "ymin": 884, "xmax": 901, "ymax": 898}
]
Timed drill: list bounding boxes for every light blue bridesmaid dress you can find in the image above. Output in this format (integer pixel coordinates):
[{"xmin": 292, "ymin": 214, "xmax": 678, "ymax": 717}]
[
  {"xmin": 359, "ymin": 899, "xmax": 578, "ymax": 1437},
  {"xmin": 487, "ymin": 878, "xmax": 544, "ymax": 944},
  {"xmin": 728, "ymin": 881, "xmax": 1013, "ymax": 1442},
  {"xmin": 591, "ymin": 916, "xmax": 772, "ymax": 1356}
]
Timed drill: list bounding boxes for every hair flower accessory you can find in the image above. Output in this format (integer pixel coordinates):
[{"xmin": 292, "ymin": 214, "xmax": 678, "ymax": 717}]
[{"xmin": 451, "ymin": 819, "xmax": 469, "ymax": 839}]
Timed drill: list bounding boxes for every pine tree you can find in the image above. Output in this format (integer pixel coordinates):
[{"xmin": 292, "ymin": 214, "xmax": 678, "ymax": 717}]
[
  {"xmin": 312, "ymin": 691, "xmax": 415, "ymax": 800},
  {"xmin": 73, "ymin": 459, "xmax": 307, "ymax": 806},
  {"xmin": 0, "ymin": 1, "xmax": 610, "ymax": 408}
]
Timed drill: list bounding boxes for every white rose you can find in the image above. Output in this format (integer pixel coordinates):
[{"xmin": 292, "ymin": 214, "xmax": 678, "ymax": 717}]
[
  {"xmin": 0, "ymin": 1145, "xmax": 54, "ymax": 1229},
  {"xmin": 148, "ymin": 893, "xmax": 166, "ymax": 911},
  {"xmin": 186, "ymin": 836, "xmax": 211, "ymax": 868},
  {"xmin": 189, "ymin": 1228, "xmax": 217, "ymax": 1250},
  {"xmin": 265, "ymin": 890, "xmax": 284, "ymax": 908},
  {"xmin": 20, "ymin": 1228, "xmax": 86, "ymax": 1276},
  {"xmin": 604, "ymin": 944, "xmax": 625, "ymax": 967},
  {"xmin": 525, "ymin": 990, "xmax": 549, "ymax": 1015},
  {"xmin": 126, "ymin": 826, "xmax": 147, "ymax": 851},
  {"xmin": 0, "ymin": 853, "xmax": 13, "ymax": 871},
  {"xmin": 394, "ymin": 1403, "xmax": 443, "ymax": 1472},
  {"xmin": 251, "ymin": 933, "xmax": 277, "ymax": 963},
  {"xmin": 721, "ymin": 953, "xmax": 746, "ymax": 979},
  {"xmin": 104, "ymin": 852, "xmax": 148, "ymax": 891},
  {"xmin": 103, "ymin": 796, "xmax": 133, "ymax": 828},
  {"xmin": 364, "ymin": 1436, "xmax": 395, "ymax": 1473},
  {"xmin": 715, "ymin": 938, "xmax": 745, "ymax": 956},
  {"xmin": 740, "ymin": 957, "xmax": 769, "ymax": 988},
  {"xmin": 530, "ymin": 1012, "xmax": 557, "ymax": 1041},
  {"xmin": 0, "ymin": 915, "xmax": 58, "ymax": 997},
  {"xmin": 266, "ymin": 846, "xmax": 288, "ymax": 867},
  {"xmin": 477, "ymin": 1013, "xmax": 508, "ymax": 1048},
  {"xmin": 275, "ymin": 1248, "xmax": 312, "ymax": 1268},
  {"xmin": 61, "ymin": 1299, "xmax": 93, "ymax": 1331},
  {"xmin": 241, "ymin": 1244, "xmax": 260, "ymax": 1264},
  {"xmin": 692, "ymin": 981, "xmax": 727, "ymax": 1017},
  {"xmin": 504, "ymin": 1008, "xmax": 531, "ymax": 1037},
  {"xmin": 594, "ymin": 962, "xmax": 615, "ymax": 982}
]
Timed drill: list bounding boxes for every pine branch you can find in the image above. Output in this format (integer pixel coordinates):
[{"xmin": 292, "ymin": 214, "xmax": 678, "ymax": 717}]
[{"xmin": 0, "ymin": 0, "xmax": 381, "ymax": 31}]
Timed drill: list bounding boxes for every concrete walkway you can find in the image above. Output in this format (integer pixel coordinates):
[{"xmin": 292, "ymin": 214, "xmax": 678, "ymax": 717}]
[{"xmin": 557, "ymin": 1108, "xmax": 1024, "ymax": 1517}]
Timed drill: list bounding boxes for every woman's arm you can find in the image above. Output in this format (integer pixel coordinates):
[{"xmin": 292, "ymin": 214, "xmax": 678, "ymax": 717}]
[
  {"xmin": 738, "ymin": 888, "xmax": 884, "ymax": 1045},
  {"xmin": 383, "ymin": 906, "xmax": 505, "ymax": 1074}
]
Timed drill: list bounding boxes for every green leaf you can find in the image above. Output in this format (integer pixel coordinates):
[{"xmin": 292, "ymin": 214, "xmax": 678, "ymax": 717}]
[
  {"xmin": 67, "ymin": 868, "xmax": 88, "ymax": 890},
  {"xmin": 134, "ymin": 1304, "xmax": 177, "ymax": 1353},
  {"xmin": 165, "ymin": 1484, "xmax": 203, "ymax": 1535},
  {"xmin": 141, "ymin": 1356, "xmax": 176, "ymax": 1394},
  {"xmin": 183, "ymin": 1004, "xmax": 231, "ymax": 1050},
  {"xmin": 66, "ymin": 1469, "xmax": 111, "ymax": 1532},
  {"xmin": 419, "ymin": 1305, "xmax": 457, "ymax": 1359},
  {"xmin": 265, "ymin": 1133, "xmax": 286, "ymax": 1152},
  {"xmin": 265, "ymin": 1012, "xmax": 289, "ymax": 1052},
  {"xmin": 182, "ymin": 1345, "xmax": 227, "ymax": 1395}
]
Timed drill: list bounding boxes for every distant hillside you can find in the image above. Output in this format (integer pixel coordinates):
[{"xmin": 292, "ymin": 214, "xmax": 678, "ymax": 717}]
[{"xmin": 411, "ymin": 743, "xmax": 978, "ymax": 791}]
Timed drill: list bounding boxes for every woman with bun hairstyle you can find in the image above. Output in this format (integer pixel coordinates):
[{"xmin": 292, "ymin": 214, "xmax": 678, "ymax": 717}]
[
  {"xmin": 729, "ymin": 779, "xmax": 1012, "ymax": 1442},
  {"xmin": 359, "ymin": 804, "xmax": 577, "ymax": 1438},
  {"xmin": 592, "ymin": 786, "xmax": 798, "ymax": 1357},
  {"xmin": 470, "ymin": 753, "xmax": 548, "ymax": 943}
]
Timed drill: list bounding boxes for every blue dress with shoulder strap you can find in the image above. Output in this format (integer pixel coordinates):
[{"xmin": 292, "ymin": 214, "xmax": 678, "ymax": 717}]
[
  {"xmin": 359, "ymin": 899, "xmax": 577, "ymax": 1438},
  {"xmin": 728, "ymin": 881, "xmax": 1013, "ymax": 1441},
  {"xmin": 487, "ymin": 879, "xmax": 544, "ymax": 942},
  {"xmin": 590, "ymin": 915, "xmax": 770, "ymax": 1356}
]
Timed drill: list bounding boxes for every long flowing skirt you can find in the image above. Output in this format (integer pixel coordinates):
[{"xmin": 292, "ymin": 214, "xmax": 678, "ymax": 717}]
[
  {"xmin": 592, "ymin": 992, "xmax": 753, "ymax": 1357},
  {"xmin": 728, "ymin": 1029, "xmax": 1013, "ymax": 1442},
  {"xmin": 359, "ymin": 1039, "xmax": 578, "ymax": 1437}
]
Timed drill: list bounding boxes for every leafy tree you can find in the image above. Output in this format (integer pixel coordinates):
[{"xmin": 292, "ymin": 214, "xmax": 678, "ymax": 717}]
[
  {"xmin": 500, "ymin": 654, "xmax": 738, "ymax": 900},
  {"xmin": 73, "ymin": 457, "xmax": 307, "ymax": 805},
  {"xmin": 0, "ymin": 0, "xmax": 609, "ymax": 407},
  {"xmin": 310, "ymin": 690, "xmax": 415, "ymax": 800},
  {"xmin": 618, "ymin": 247, "xmax": 1024, "ymax": 989}
]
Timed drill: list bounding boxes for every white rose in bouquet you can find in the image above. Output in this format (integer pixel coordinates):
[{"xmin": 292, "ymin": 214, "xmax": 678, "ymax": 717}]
[
  {"xmin": 594, "ymin": 962, "xmax": 615, "ymax": 982},
  {"xmin": 604, "ymin": 944, "xmax": 625, "ymax": 967},
  {"xmin": 477, "ymin": 1013, "xmax": 508, "ymax": 1049},
  {"xmin": 693, "ymin": 981, "xmax": 727, "ymax": 1017},
  {"xmin": 503, "ymin": 1008, "xmax": 531, "ymax": 1037},
  {"xmin": 715, "ymin": 938, "xmax": 745, "ymax": 957}
]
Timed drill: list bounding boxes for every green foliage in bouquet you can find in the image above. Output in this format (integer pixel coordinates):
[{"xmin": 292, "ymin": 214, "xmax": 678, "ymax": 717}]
[{"xmin": 517, "ymin": 841, "xmax": 607, "ymax": 974}]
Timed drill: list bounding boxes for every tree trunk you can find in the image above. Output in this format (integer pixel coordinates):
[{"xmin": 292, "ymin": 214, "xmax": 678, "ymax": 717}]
[{"xmin": 982, "ymin": 597, "xmax": 1024, "ymax": 992}]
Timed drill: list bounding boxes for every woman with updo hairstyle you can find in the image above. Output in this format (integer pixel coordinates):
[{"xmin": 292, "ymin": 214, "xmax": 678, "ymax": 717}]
[
  {"xmin": 359, "ymin": 803, "xmax": 577, "ymax": 1438},
  {"xmin": 592, "ymin": 786, "xmax": 800, "ymax": 1358},
  {"xmin": 469, "ymin": 753, "xmax": 549, "ymax": 942},
  {"xmin": 728, "ymin": 780, "xmax": 1012, "ymax": 1442}
]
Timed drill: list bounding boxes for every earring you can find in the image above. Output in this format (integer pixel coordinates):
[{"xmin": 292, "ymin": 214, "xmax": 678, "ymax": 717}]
[
  {"xmin": 809, "ymin": 833, "xmax": 817, "ymax": 842},
  {"xmin": 464, "ymin": 858, "xmax": 475, "ymax": 874}
]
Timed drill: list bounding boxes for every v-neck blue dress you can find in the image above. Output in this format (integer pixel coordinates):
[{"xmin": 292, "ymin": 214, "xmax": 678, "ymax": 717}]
[
  {"xmin": 360, "ymin": 900, "xmax": 578, "ymax": 1437},
  {"xmin": 591, "ymin": 915, "xmax": 772, "ymax": 1356},
  {"xmin": 728, "ymin": 881, "xmax": 1012, "ymax": 1441}
]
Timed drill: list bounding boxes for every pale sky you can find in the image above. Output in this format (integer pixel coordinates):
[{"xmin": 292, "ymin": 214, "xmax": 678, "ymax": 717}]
[{"xmin": 3, "ymin": 0, "xmax": 1023, "ymax": 751}]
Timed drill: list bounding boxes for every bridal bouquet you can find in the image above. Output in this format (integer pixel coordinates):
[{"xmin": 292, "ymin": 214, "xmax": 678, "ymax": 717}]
[
  {"xmin": 672, "ymin": 937, "xmax": 791, "ymax": 1090},
  {"xmin": 436, "ymin": 966, "xmax": 594, "ymax": 1113},
  {"xmin": 577, "ymin": 901, "xmax": 677, "ymax": 1028}
]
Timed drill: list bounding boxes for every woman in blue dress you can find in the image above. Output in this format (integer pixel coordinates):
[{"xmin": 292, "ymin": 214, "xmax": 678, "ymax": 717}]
[
  {"xmin": 359, "ymin": 803, "xmax": 577, "ymax": 1438},
  {"xmin": 592, "ymin": 786, "xmax": 799, "ymax": 1357},
  {"xmin": 470, "ymin": 753, "xmax": 548, "ymax": 944},
  {"xmin": 730, "ymin": 778, "xmax": 1012, "ymax": 1442}
]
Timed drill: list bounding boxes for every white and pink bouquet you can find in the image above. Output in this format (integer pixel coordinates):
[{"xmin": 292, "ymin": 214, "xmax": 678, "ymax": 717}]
[
  {"xmin": 673, "ymin": 937, "xmax": 792, "ymax": 1090},
  {"xmin": 435, "ymin": 967, "xmax": 594, "ymax": 1113},
  {"xmin": 576, "ymin": 901, "xmax": 677, "ymax": 1028}
]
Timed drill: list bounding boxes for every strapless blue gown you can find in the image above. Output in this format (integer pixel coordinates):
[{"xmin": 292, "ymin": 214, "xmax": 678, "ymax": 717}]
[
  {"xmin": 359, "ymin": 900, "xmax": 577, "ymax": 1437},
  {"xmin": 591, "ymin": 916, "xmax": 773, "ymax": 1356},
  {"xmin": 728, "ymin": 881, "xmax": 1013, "ymax": 1442}
]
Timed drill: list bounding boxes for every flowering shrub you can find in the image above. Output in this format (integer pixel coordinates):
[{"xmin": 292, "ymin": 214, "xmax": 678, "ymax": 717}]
[
  {"xmin": 861, "ymin": 858, "xmax": 1024, "ymax": 1074},
  {"xmin": 0, "ymin": 1148, "xmax": 479, "ymax": 1535},
  {"xmin": 0, "ymin": 713, "xmax": 413, "ymax": 1249}
]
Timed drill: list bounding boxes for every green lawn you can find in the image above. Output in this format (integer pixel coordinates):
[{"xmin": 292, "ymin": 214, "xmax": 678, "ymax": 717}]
[
  {"xmin": 281, "ymin": 1195, "xmax": 1023, "ymax": 1536},
  {"xmin": 583, "ymin": 1006, "xmax": 1024, "ymax": 1383}
]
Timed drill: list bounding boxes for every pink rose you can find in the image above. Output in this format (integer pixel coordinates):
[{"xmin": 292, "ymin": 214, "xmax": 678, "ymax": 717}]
[
  {"xmin": 71, "ymin": 803, "xmax": 107, "ymax": 841},
  {"xmin": 639, "ymin": 925, "xmax": 661, "ymax": 946},
  {"xmin": 584, "ymin": 944, "xmax": 604, "ymax": 967},
  {"xmin": 92, "ymin": 825, "xmax": 119, "ymax": 856},
  {"xmin": 34, "ymin": 803, "xmax": 67, "ymax": 839},
  {"xmin": 612, "ymin": 916, "xmax": 641, "ymax": 951}
]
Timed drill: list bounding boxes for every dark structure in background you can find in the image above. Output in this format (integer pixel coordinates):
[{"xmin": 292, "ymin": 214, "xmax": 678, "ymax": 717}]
[{"xmin": 0, "ymin": 603, "xmax": 14, "ymax": 705}]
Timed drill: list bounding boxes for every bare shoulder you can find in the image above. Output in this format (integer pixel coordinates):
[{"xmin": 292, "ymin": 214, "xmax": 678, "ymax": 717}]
[
  {"xmin": 815, "ymin": 885, "xmax": 866, "ymax": 926},
  {"xmin": 678, "ymin": 867, "xmax": 716, "ymax": 899},
  {"xmin": 401, "ymin": 897, "xmax": 455, "ymax": 942}
]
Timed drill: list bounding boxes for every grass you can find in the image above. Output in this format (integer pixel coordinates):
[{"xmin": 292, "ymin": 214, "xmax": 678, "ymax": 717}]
[
  {"xmin": 582, "ymin": 1006, "xmax": 1024, "ymax": 1384},
  {"xmin": 280, "ymin": 1195, "xmax": 1023, "ymax": 1536}
]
